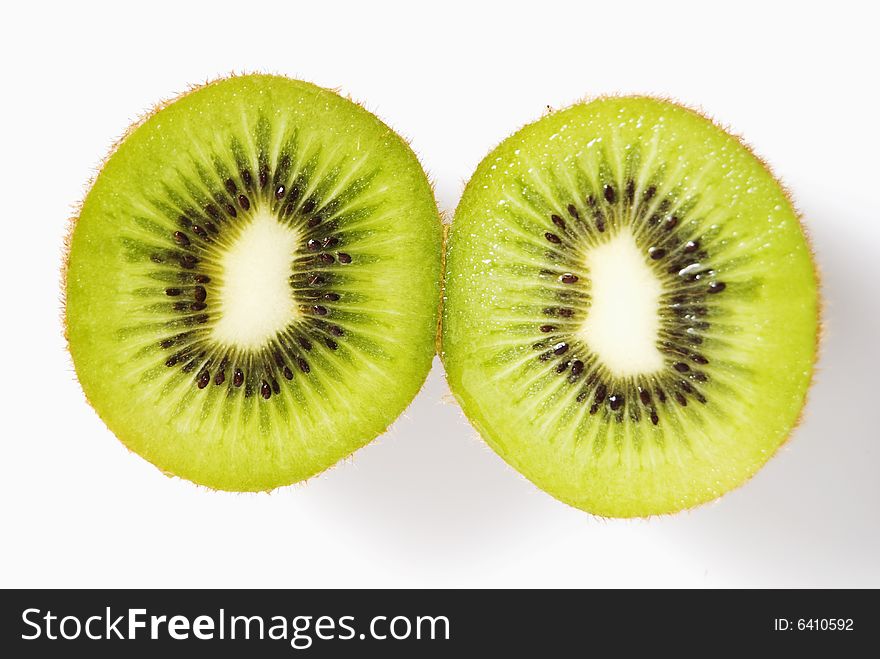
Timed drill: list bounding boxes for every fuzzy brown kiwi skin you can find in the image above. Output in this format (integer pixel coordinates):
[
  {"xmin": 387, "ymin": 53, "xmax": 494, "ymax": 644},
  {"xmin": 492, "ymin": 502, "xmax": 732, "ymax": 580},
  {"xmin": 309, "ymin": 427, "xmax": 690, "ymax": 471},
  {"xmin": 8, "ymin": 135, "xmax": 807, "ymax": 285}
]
[
  {"xmin": 435, "ymin": 221, "xmax": 451, "ymax": 354},
  {"xmin": 62, "ymin": 72, "xmax": 445, "ymax": 492},
  {"xmin": 439, "ymin": 94, "xmax": 822, "ymax": 519}
]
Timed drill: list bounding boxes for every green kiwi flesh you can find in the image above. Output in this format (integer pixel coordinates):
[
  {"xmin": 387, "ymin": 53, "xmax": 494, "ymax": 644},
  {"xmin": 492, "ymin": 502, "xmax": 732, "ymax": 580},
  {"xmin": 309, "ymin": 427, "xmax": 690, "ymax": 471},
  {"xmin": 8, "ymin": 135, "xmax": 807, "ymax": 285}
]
[
  {"xmin": 65, "ymin": 75, "xmax": 442, "ymax": 491},
  {"xmin": 442, "ymin": 97, "xmax": 818, "ymax": 517}
]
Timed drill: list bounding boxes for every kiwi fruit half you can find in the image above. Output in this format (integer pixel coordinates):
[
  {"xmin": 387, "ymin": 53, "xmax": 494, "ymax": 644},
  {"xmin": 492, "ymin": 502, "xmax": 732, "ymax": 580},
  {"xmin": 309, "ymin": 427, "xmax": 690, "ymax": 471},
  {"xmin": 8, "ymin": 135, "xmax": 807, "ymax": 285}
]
[
  {"xmin": 442, "ymin": 97, "xmax": 818, "ymax": 517},
  {"xmin": 65, "ymin": 75, "xmax": 442, "ymax": 491}
]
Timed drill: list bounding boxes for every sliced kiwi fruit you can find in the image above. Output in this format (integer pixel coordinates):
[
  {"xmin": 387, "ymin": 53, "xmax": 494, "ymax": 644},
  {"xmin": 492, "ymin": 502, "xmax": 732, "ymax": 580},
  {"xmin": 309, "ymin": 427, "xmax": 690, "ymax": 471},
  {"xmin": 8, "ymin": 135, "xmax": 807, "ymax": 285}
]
[
  {"xmin": 65, "ymin": 75, "xmax": 442, "ymax": 491},
  {"xmin": 442, "ymin": 97, "xmax": 818, "ymax": 517}
]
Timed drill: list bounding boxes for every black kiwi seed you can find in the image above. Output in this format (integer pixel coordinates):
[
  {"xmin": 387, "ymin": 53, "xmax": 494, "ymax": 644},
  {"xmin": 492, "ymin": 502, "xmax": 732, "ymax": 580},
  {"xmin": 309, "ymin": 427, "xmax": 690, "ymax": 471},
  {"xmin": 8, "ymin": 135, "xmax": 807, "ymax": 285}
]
[
  {"xmin": 214, "ymin": 370, "xmax": 225, "ymax": 386},
  {"xmin": 625, "ymin": 179, "xmax": 635, "ymax": 202},
  {"xmin": 197, "ymin": 371, "xmax": 210, "ymax": 389},
  {"xmin": 312, "ymin": 305, "xmax": 328, "ymax": 316},
  {"xmin": 649, "ymin": 247, "xmax": 666, "ymax": 260},
  {"xmin": 673, "ymin": 362, "xmax": 690, "ymax": 373},
  {"xmin": 539, "ymin": 324, "xmax": 555, "ymax": 333},
  {"xmin": 639, "ymin": 387, "xmax": 652, "ymax": 405},
  {"xmin": 684, "ymin": 240, "xmax": 699, "ymax": 253},
  {"xmin": 595, "ymin": 384, "xmax": 607, "ymax": 404},
  {"xmin": 567, "ymin": 204, "xmax": 580, "ymax": 220},
  {"xmin": 297, "ymin": 358, "xmax": 310, "ymax": 373},
  {"xmin": 571, "ymin": 360, "xmax": 584, "ymax": 376},
  {"xmin": 173, "ymin": 231, "xmax": 190, "ymax": 246},
  {"xmin": 165, "ymin": 287, "xmax": 182, "ymax": 296},
  {"xmin": 708, "ymin": 281, "xmax": 726, "ymax": 294},
  {"xmin": 553, "ymin": 342, "xmax": 569, "ymax": 356},
  {"xmin": 337, "ymin": 253, "xmax": 352, "ymax": 264},
  {"xmin": 233, "ymin": 369, "xmax": 244, "ymax": 387},
  {"xmin": 179, "ymin": 254, "xmax": 196, "ymax": 269},
  {"xmin": 238, "ymin": 194, "xmax": 250, "ymax": 210},
  {"xmin": 275, "ymin": 185, "xmax": 286, "ymax": 200},
  {"xmin": 608, "ymin": 394, "xmax": 624, "ymax": 411},
  {"xmin": 193, "ymin": 286, "xmax": 207, "ymax": 302},
  {"xmin": 551, "ymin": 214, "xmax": 566, "ymax": 229},
  {"xmin": 544, "ymin": 232, "xmax": 562, "ymax": 244},
  {"xmin": 319, "ymin": 253, "xmax": 334, "ymax": 264},
  {"xmin": 324, "ymin": 293, "xmax": 340, "ymax": 301},
  {"xmin": 329, "ymin": 325, "xmax": 344, "ymax": 337},
  {"xmin": 560, "ymin": 274, "xmax": 578, "ymax": 284},
  {"xmin": 307, "ymin": 239, "xmax": 321, "ymax": 251},
  {"xmin": 206, "ymin": 204, "xmax": 220, "ymax": 220},
  {"xmin": 273, "ymin": 351, "xmax": 285, "ymax": 368},
  {"xmin": 194, "ymin": 274, "xmax": 210, "ymax": 284},
  {"xmin": 603, "ymin": 184, "xmax": 616, "ymax": 204},
  {"xmin": 260, "ymin": 381, "xmax": 271, "ymax": 399}
]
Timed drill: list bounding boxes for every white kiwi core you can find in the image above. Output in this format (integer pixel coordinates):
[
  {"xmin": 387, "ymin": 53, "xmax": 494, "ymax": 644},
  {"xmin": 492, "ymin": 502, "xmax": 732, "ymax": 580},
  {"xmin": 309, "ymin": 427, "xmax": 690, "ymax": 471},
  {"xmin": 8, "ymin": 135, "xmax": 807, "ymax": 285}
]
[
  {"xmin": 577, "ymin": 229, "xmax": 664, "ymax": 376},
  {"xmin": 211, "ymin": 208, "xmax": 300, "ymax": 349}
]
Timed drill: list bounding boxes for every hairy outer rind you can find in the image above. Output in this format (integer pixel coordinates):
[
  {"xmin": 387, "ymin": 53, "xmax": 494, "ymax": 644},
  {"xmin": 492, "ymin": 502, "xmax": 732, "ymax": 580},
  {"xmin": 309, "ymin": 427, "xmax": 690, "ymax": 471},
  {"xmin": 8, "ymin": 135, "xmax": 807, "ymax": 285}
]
[
  {"xmin": 64, "ymin": 73, "xmax": 443, "ymax": 491},
  {"xmin": 440, "ymin": 94, "xmax": 820, "ymax": 518}
]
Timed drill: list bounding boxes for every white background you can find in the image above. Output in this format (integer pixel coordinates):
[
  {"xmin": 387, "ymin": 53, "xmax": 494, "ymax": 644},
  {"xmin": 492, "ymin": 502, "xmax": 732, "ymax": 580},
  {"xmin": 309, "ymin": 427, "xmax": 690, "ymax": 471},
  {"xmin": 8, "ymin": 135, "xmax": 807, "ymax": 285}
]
[{"xmin": 1, "ymin": 1, "xmax": 878, "ymax": 588}]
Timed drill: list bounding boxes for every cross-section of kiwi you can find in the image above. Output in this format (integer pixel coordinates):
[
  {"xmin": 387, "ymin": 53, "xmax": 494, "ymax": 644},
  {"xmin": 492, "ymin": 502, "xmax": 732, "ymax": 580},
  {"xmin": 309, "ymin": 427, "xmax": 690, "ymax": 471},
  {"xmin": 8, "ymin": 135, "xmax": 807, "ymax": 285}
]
[
  {"xmin": 442, "ymin": 97, "xmax": 819, "ymax": 517},
  {"xmin": 65, "ymin": 75, "xmax": 442, "ymax": 491}
]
